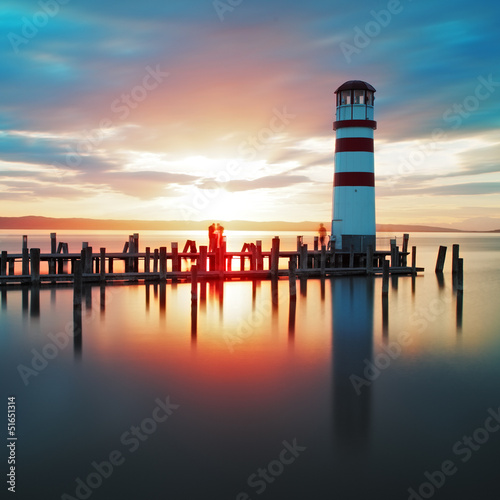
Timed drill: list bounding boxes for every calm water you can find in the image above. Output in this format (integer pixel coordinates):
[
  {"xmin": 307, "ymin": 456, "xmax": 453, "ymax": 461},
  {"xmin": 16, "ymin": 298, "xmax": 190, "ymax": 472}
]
[{"xmin": 1, "ymin": 231, "xmax": 500, "ymax": 500}]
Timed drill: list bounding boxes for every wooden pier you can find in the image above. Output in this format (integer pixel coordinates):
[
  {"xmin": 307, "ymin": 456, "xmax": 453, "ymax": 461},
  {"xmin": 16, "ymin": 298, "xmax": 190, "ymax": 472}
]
[{"xmin": 0, "ymin": 233, "xmax": 424, "ymax": 287}]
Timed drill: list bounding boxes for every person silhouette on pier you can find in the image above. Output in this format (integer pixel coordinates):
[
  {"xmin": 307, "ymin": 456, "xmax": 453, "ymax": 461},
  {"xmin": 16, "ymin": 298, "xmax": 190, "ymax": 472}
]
[
  {"xmin": 208, "ymin": 223, "xmax": 217, "ymax": 252},
  {"xmin": 318, "ymin": 223, "xmax": 327, "ymax": 247},
  {"xmin": 215, "ymin": 223, "xmax": 224, "ymax": 248}
]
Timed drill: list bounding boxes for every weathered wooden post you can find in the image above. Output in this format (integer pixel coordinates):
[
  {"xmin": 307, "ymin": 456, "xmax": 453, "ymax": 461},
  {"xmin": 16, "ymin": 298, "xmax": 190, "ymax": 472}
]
[
  {"xmin": 191, "ymin": 267, "xmax": 198, "ymax": 340},
  {"xmin": 220, "ymin": 237, "xmax": 227, "ymax": 272},
  {"xmin": 300, "ymin": 244, "xmax": 308, "ymax": 271},
  {"xmin": 435, "ymin": 246, "xmax": 447, "ymax": 273},
  {"xmin": 145, "ymin": 247, "xmax": 151, "ymax": 274},
  {"xmin": 367, "ymin": 245, "xmax": 374, "ymax": 274},
  {"xmin": 256, "ymin": 241, "xmax": 263, "ymax": 271},
  {"xmin": 73, "ymin": 259, "xmax": 82, "ymax": 307},
  {"xmin": 320, "ymin": 245, "xmax": 326, "ymax": 275},
  {"xmin": 172, "ymin": 242, "xmax": 179, "ymax": 273},
  {"xmin": 411, "ymin": 246, "xmax": 417, "ymax": 273},
  {"xmin": 191, "ymin": 265, "xmax": 198, "ymax": 302},
  {"xmin": 159, "ymin": 247, "xmax": 167, "ymax": 280},
  {"xmin": 30, "ymin": 248, "xmax": 40, "ymax": 284},
  {"xmin": 296, "ymin": 236, "xmax": 302, "ymax": 253},
  {"xmin": 457, "ymin": 258, "xmax": 464, "ymax": 291},
  {"xmin": 289, "ymin": 258, "xmax": 297, "ymax": 299},
  {"xmin": 0, "ymin": 251, "xmax": 6, "ymax": 282},
  {"xmin": 22, "ymin": 236, "xmax": 29, "ymax": 276},
  {"xmin": 390, "ymin": 238, "xmax": 396, "ymax": 266},
  {"xmin": 133, "ymin": 233, "xmax": 139, "ymax": 272},
  {"xmin": 349, "ymin": 244, "xmax": 354, "ymax": 268},
  {"xmin": 402, "ymin": 233, "xmax": 409, "ymax": 266},
  {"xmin": 85, "ymin": 246, "xmax": 93, "ymax": 274},
  {"xmin": 250, "ymin": 245, "xmax": 257, "ymax": 271},
  {"xmin": 314, "ymin": 236, "xmax": 319, "ymax": 252},
  {"xmin": 100, "ymin": 248, "xmax": 106, "ymax": 282},
  {"xmin": 153, "ymin": 249, "xmax": 159, "ymax": 273},
  {"xmin": 8, "ymin": 256, "xmax": 14, "ymax": 276},
  {"xmin": 49, "ymin": 233, "xmax": 57, "ymax": 275},
  {"xmin": 270, "ymin": 237, "xmax": 280, "ymax": 277},
  {"xmin": 452, "ymin": 244, "xmax": 460, "ymax": 275},
  {"xmin": 382, "ymin": 259, "xmax": 389, "ymax": 295},
  {"xmin": 199, "ymin": 246, "xmax": 207, "ymax": 272}
]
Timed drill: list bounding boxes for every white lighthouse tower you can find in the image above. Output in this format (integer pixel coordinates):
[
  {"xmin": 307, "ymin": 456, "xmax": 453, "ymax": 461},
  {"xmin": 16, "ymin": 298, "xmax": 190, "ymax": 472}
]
[{"xmin": 331, "ymin": 80, "xmax": 377, "ymax": 252}]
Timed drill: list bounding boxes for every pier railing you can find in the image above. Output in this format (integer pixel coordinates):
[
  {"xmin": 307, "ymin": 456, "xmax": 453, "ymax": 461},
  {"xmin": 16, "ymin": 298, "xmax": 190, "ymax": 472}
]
[{"xmin": 0, "ymin": 233, "xmax": 424, "ymax": 286}]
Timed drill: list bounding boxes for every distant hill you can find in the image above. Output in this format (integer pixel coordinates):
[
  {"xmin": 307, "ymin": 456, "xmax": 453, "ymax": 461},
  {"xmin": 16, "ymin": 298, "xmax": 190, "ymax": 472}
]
[{"xmin": 0, "ymin": 216, "xmax": 497, "ymax": 233}]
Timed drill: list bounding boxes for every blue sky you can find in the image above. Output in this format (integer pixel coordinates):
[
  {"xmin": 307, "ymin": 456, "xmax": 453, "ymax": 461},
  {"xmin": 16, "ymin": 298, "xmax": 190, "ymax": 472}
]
[{"xmin": 1, "ymin": 0, "xmax": 499, "ymax": 229}]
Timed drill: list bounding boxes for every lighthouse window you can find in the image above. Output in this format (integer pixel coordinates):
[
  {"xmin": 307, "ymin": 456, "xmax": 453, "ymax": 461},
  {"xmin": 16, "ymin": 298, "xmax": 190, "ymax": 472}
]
[
  {"xmin": 354, "ymin": 90, "xmax": 364, "ymax": 104},
  {"xmin": 366, "ymin": 92, "xmax": 374, "ymax": 105},
  {"xmin": 340, "ymin": 90, "xmax": 351, "ymax": 105}
]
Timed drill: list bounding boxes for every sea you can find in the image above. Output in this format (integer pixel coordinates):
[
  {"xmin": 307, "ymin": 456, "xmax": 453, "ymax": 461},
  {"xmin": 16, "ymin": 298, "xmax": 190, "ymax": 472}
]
[{"xmin": 1, "ymin": 230, "xmax": 499, "ymax": 500}]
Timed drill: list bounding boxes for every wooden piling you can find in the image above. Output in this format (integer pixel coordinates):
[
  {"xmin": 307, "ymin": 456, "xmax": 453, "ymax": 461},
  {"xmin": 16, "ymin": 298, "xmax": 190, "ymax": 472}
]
[
  {"xmin": 8, "ymin": 258, "xmax": 14, "ymax": 276},
  {"xmin": 289, "ymin": 258, "xmax": 297, "ymax": 299},
  {"xmin": 0, "ymin": 251, "xmax": 6, "ymax": 281},
  {"xmin": 159, "ymin": 247, "xmax": 167, "ymax": 280},
  {"xmin": 452, "ymin": 244, "xmax": 460, "ymax": 275},
  {"xmin": 199, "ymin": 246, "xmax": 207, "ymax": 272},
  {"xmin": 73, "ymin": 259, "xmax": 82, "ymax": 307},
  {"xmin": 100, "ymin": 248, "xmax": 106, "ymax": 282},
  {"xmin": 153, "ymin": 249, "xmax": 159, "ymax": 273},
  {"xmin": 435, "ymin": 246, "xmax": 447, "ymax": 273},
  {"xmin": 256, "ymin": 241, "xmax": 263, "ymax": 271},
  {"xmin": 382, "ymin": 259, "xmax": 389, "ymax": 295},
  {"xmin": 402, "ymin": 233, "xmax": 409, "ymax": 266},
  {"xmin": 172, "ymin": 242, "xmax": 180, "ymax": 272},
  {"xmin": 296, "ymin": 236, "xmax": 303, "ymax": 253},
  {"xmin": 191, "ymin": 265, "xmax": 198, "ymax": 302},
  {"xmin": 145, "ymin": 247, "xmax": 151, "ymax": 274},
  {"xmin": 457, "ymin": 258, "xmax": 464, "ymax": 291},
  {"xmin": 22, "ymin": 247, "xmax": 29, "ymax": 276},
  {"xmin": 411, "ymin": 246, "xmax": 417, "ymax": 273},
  {"xmin": 349, "ymin": 244, "xmax": 354, "ymax": 268},
  {"xmin": 314, "ymin": 236, "xmax": 319, "ymax": 252},
  {"xmin": 30, "ymin": 248, "xmax": 40, "ymax": 284},
  {"xmin": 367, "ymin": 245, "xmax": 374, "ymax": 274},
  {"xmin": 320, "ymin": 245, "xmax": 326, "ymax": 275},
  {"xmin": 270, "ymin": 237, "xmax": 280, "ymax": 276},
  {"xmin": 301, "ymin": 244, "xmax": 308, "ymax": 270}
]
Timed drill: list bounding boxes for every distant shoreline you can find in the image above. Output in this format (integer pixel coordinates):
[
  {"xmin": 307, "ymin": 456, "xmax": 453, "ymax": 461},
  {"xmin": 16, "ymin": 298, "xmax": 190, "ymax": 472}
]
[{"xmin": 0, "ymin": 216, "xmax": 499, "ymax": 233}]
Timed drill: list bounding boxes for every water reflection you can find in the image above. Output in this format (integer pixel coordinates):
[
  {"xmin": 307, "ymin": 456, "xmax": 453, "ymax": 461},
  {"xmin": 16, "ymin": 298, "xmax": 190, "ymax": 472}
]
[
  {"xmin": 332, "ymin": 277, "xmax": 374, "ymax": 451},
  {"xmin": 30, "ymin": 285, "xmax": 40, "ymax": 318}
]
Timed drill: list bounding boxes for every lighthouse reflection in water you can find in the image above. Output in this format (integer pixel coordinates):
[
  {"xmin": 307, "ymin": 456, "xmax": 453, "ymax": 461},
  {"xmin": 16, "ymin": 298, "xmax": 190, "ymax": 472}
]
[{"xmin": 332, "ymin": 277, "xmax": 373, "ymax": 451}]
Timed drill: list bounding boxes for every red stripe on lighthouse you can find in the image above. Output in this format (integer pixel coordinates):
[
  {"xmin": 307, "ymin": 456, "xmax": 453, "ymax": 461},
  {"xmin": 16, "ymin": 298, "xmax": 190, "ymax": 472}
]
[
  {"xmin": 335, "ymin": 138, "xmax": 374, "ymax": 153},
  {"xmin": 334, "ymin": 172, "xmax": 375, "ymax": 187}
]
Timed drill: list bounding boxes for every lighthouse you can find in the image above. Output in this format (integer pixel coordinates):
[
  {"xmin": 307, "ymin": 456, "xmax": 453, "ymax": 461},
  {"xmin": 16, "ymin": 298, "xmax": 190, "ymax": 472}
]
[{"xmin": 331, "ymin": 80, "xmax": 377, "ymax": 252}]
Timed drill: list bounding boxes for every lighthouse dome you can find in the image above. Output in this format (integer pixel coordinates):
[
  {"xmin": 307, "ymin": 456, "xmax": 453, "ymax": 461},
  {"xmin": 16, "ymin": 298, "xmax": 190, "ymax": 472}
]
[{"xmin": 334, "ymin": 80, "xmax": 376, "ymax": 94}]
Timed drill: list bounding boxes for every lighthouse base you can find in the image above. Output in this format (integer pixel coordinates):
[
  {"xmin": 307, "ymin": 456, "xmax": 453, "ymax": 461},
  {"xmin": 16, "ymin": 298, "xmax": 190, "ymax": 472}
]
[{"xmin": 340, "ymin": 234, "xmax": 375, "ymax": 253}]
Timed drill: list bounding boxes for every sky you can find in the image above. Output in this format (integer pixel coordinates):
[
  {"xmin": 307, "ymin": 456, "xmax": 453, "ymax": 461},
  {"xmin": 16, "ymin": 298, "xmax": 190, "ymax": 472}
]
[{"xmin": 1, "ymin": 0, "xmax": 500, "ymax": 230}]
